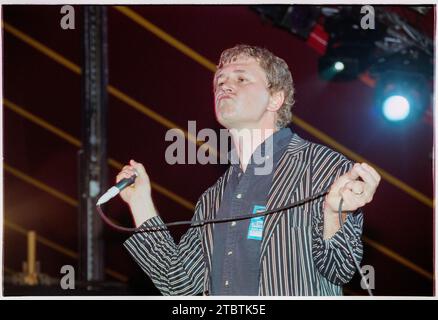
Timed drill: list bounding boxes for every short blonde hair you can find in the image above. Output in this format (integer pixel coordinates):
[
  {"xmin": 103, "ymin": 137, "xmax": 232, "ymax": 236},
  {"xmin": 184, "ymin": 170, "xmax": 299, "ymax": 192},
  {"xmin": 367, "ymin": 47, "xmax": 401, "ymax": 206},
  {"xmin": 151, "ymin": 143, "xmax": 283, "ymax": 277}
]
[{"xmin": 216, "ymin": 44, "xmax": 295, "ymax": 128}]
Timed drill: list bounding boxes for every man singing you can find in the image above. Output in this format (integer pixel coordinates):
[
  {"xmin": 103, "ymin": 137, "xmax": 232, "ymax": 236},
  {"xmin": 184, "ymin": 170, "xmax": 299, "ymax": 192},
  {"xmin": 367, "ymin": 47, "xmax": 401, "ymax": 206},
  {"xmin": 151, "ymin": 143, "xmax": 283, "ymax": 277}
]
[{"xmin": 117, "ymin": 44, "xmax": 381, "ymax": 296}]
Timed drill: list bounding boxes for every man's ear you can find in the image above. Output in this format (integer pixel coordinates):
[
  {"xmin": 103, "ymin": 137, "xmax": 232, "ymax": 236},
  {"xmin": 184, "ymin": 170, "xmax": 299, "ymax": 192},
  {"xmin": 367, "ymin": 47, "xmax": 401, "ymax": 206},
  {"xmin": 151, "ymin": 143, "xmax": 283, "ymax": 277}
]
[{"xmin": 268, "ymin": 90, "xmax": 285, "ymax": 112}]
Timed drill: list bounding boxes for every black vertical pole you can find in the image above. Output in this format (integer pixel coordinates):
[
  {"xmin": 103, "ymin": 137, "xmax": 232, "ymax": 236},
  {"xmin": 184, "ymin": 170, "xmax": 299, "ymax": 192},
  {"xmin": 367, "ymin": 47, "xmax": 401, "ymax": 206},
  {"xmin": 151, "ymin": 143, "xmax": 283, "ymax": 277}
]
[{"xmin": 79, "ymin": 5, "xmax": 108, "ymax": 286}]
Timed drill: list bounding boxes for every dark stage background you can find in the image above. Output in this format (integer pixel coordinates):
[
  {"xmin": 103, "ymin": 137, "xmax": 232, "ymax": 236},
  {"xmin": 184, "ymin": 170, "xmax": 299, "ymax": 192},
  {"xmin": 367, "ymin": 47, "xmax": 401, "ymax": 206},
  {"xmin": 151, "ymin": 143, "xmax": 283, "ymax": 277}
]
[{"xmin": 2, "ymin": 5, "xmax": 435, "ymax": 296}]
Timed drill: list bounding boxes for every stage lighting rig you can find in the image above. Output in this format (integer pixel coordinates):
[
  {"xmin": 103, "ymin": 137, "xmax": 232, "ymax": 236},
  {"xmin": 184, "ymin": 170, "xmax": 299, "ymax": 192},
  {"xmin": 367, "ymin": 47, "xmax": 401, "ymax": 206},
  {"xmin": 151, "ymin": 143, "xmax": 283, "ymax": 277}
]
[
  {"xmin": 318, "ymin": 7, "xmax": 386, "ymax": 81},
  {"xmin": 250, "ymin": 5, "xmax": 433, "ymax": 124},
  {"xmin": 315, "ymin": 6, "xmax": 433, "ymax": 82},
  {"xmin": 250, "ymin": 5, "xmax": 321, "ymax": 40}
]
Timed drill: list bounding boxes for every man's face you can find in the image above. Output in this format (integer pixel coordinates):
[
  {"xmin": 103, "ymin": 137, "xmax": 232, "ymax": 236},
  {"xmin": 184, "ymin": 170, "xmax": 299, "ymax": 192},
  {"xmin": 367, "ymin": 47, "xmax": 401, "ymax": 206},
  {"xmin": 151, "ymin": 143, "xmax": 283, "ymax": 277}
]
[{"xmin": 213, "ymin": 56, "xmax": 272, "ymax": 129}]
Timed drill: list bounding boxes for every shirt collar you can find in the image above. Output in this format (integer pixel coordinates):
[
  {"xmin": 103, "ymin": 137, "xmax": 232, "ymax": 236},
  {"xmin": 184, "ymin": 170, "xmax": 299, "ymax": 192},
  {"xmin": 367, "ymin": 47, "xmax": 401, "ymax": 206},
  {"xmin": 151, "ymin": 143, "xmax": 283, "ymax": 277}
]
[{"xmin": 228, "ymin": 127, "xmax": 293, "ymax": 170}]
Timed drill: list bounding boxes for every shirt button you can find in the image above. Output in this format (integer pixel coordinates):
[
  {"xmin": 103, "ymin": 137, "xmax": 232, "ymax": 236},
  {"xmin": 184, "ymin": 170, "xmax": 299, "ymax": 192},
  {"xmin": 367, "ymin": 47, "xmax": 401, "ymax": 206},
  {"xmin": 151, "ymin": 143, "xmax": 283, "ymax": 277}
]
[
  {"xmin": 227, "ymin": 251, "xmax": 233, "ymax": 255},
  {"xmin": 225, "ymin": 280, "xmax": 229, "ymax": 287},
  {"xmin": 236, "ymin": 193, "xmax": 242, "ymax": 199},
  {"xmin": 231, "ymin": 221, "xmax": 236, "ymax": 227}
]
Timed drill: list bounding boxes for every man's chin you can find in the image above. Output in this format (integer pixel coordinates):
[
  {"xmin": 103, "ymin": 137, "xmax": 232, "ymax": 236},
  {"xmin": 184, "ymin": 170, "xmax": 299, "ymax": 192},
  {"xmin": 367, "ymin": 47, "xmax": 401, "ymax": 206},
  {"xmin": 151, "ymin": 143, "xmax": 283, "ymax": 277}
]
[{"xmin": 217, "ymin": 114, "xmax": 238, "ymax": 129}]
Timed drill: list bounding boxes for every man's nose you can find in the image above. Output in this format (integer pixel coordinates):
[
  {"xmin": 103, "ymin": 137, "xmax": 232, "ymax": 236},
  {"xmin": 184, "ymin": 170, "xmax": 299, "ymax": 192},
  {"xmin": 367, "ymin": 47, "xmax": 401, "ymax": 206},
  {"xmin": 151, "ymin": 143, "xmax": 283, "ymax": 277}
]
[{"xmin": 220, "ymin": 81, "xmax": 234, "ymax": 93}]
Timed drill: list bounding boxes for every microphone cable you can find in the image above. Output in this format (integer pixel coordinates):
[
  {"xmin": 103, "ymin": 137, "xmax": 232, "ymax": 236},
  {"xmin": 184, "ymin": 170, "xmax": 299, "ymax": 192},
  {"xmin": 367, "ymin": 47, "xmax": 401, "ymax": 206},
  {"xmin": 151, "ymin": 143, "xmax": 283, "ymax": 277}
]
[
  {"xmin": 96, "ymin": 187, "xmax": 373, "ymax": 296},
  {"xmin": 96, "ymin": 188, "xmax": 329, "ymax": 233},
  {"xmin": 338, "ymin": 198, "xmax": 373, "ymax": 296}
]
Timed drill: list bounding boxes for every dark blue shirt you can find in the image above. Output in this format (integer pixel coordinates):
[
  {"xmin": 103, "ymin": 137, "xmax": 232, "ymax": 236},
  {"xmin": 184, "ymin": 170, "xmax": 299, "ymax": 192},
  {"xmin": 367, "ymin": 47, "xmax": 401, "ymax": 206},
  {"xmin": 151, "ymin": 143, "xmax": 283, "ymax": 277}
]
[{"xmin": 211, "ymin": 127, "xmax": 293, "ymax": 295}]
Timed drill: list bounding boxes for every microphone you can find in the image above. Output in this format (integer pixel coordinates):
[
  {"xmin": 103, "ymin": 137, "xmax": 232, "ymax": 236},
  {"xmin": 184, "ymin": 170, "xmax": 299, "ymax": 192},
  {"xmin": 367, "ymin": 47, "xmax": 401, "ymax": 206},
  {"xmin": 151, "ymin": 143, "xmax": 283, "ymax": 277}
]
[{"xmin": 96, "ymin": 172, "xmax": 137, "ymax": 206}]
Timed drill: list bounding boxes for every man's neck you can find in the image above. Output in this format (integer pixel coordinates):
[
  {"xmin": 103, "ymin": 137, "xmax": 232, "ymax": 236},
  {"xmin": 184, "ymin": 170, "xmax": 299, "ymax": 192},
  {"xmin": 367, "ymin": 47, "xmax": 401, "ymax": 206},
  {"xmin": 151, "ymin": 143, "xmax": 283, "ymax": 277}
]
[{"xmin": 229, "ymin": 127, "xmax": 278, "ymax": 173}]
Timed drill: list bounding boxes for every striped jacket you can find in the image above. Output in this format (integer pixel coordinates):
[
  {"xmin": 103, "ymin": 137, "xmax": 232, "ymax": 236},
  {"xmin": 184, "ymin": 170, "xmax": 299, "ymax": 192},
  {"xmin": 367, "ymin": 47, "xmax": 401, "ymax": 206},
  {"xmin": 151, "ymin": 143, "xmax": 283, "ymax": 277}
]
[{"xmin": 124, "ymin": 133, "xmax": 364, "ymax": 296}]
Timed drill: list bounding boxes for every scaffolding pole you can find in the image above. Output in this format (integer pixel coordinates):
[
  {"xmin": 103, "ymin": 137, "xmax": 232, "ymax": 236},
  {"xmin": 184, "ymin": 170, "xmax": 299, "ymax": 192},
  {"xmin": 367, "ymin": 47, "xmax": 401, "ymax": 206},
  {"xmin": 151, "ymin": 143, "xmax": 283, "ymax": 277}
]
[{"xmin": 79, "ymin": 5, "xmax": 108, "ymax": 286}]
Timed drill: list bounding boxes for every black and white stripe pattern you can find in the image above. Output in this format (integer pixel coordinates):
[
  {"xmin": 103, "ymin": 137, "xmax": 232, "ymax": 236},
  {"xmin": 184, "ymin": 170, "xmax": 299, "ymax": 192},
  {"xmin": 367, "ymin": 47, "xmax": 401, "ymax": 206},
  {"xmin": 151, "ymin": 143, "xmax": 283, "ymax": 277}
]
[{"xmin": 124, "ymin": 133, "xmax": 364, "ymax": 296}]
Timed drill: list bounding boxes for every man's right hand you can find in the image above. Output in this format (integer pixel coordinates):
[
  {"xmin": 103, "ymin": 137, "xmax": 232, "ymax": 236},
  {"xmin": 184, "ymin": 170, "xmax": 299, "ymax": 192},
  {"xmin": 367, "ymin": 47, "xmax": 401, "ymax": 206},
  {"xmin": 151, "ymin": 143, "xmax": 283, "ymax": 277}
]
[{"xmin": 116, "ymin": 159, "xmax": 158, "ymax": 226}]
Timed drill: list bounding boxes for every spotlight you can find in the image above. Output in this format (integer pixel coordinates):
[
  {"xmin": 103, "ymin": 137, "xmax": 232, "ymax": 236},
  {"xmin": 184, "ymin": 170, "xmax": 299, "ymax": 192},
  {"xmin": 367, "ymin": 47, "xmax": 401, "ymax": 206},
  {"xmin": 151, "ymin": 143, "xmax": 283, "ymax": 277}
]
[
  {"xmin": 319, "ymin": 54, "xmax": 361, "ymax": 81},
  {"xmin": 334, "ymin": 61, "xmax": 345, "ymax": 71},
  {"xmin": 371, "ymin": 46, "xmax": 432, "ymax": 124},
  {"xmin": 382, "ymin": 95, "xmax": 410, "ymax": 122},
  {"xmin": 375, "ymin": 70, "xmax": 429, "ymax": 123}
]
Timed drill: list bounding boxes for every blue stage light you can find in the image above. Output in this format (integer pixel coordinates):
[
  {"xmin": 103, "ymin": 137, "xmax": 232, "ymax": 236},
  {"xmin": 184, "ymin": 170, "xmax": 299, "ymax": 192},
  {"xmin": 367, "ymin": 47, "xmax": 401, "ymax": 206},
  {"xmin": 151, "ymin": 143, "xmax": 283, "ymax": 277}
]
[
  {"xmin": 334, "ymin": 61, "xmax": 345, "ymax": 71},
  {"xmin": 374, "ymin": 70, "xmax": 430, "ymax": 124},
  {"xmin": 382, "ymin": 95, "xmax": 410, "ymax": 121}
]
